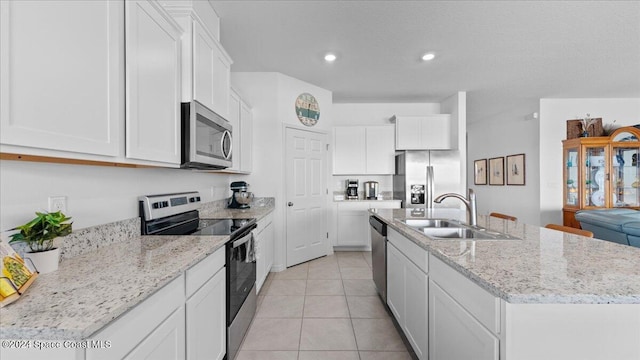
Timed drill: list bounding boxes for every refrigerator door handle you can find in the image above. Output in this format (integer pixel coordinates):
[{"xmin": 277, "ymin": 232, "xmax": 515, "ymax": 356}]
[{"xmin": 426, "ymin": 166, "xmax": 434, "ymax": 209}]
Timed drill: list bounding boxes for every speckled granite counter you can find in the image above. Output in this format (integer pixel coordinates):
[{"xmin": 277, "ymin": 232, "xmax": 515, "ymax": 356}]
[
  {"xmin": 372, "ymin": 208, "xmax": 640, "ymax": 304},
  {"xmin": 200, "ymin": 197, "xmax": 275, "ymax": 220},
  {"xmin": 0, "ymin": 200, "xmax": 274, "ymax": 340}
]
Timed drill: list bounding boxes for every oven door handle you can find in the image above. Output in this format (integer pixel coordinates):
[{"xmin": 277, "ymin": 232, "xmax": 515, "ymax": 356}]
[{"xmin": 232, "ymin": 231, "xmax": 253, "ymax": 248}]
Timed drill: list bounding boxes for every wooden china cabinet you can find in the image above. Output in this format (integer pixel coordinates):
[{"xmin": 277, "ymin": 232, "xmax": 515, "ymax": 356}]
[{"xmin": 562, "ymin": 126, "xmax": 640, "ymax": 228}]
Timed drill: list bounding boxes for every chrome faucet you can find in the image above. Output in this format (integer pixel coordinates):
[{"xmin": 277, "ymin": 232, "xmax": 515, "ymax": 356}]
[{"xmin": 434, "ymin": 189, "xmax": 478, "ymax": 226}]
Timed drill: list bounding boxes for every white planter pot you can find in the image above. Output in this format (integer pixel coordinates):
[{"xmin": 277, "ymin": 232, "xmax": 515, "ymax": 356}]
[{"xmin": 25, "ymin": 248, "xmax": 60, "ymax": 274}]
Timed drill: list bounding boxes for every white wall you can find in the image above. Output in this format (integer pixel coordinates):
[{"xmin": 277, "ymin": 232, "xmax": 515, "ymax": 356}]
[
  {"xmin": 539, "ymin": 98, "xmax": 640, "ymax": 225},
  {"xmin": 0, "ymin": 160, "xmax": 230, "ymax": 230},
  {"xmin": 467, "ymin": 113, "xmax": 540, "ymax": 225},
  {"xmin": 467, "ymin": 97, "xmax": 640, "ymax": 227},
  {"xmin": 332, "ymin": 103, "xmax": 441, "ymax": 126},
  {"xmin": 231, "ymin": 72, "xmax": 333, "ymax": 270},
  {"xmin": 441, "ymin": 92, "xmax": 468, "ymax": 196}
]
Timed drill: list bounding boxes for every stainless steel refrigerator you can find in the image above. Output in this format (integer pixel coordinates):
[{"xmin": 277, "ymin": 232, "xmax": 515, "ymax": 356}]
[{"xmin": 393, "ymin": 151, "xmax": 463, "ymax": 208}]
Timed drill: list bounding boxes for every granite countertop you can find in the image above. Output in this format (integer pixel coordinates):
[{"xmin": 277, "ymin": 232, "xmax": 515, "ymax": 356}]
[
  {"xmin": 372, "ymin": 208, "xmax": 640, "ymax": 305},
  {"xmin": 334, "ymin": 198, "xmax": 400, "ymax": 202},
  {"xmin": 199, "ymin": 202, "xmax": 274, "ymax": 220},
  {"xmin": 0, "ymin": 202, "xmax": 274, "ymax": 340}
]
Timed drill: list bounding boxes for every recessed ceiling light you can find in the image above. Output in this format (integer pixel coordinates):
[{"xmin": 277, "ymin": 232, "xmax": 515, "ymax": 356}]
[
  {"xmin": 422, "ymin": 53, "xmax": 435, "ymax": 61},
  {"xmin": 324, "ymin": 53, "xmax": 337, "ymax": 62}
]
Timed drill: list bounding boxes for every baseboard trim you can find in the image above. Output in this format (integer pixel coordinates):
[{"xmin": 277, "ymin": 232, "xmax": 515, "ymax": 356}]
[{"xmin": 333, "ymin": 246, "xmax": 372, "ymax": 252}]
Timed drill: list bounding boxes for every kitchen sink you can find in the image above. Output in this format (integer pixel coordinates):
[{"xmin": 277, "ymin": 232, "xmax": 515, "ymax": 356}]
[
  {"xmin": 401, "ymin": 219, "xmax": 461, "ymax": 228},
  {"xmin": 399, "ymin": 218, "xmax": 521, "ymax": 240},
  {"xmin": 422, "ymin": 227, "xmax": 494, "ymax": 239}
]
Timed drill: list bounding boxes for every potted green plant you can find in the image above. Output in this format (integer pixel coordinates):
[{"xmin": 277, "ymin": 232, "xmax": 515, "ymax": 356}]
[{"xmin": 9, "ymin": 211, "xmax": 72, "ymax": 274}]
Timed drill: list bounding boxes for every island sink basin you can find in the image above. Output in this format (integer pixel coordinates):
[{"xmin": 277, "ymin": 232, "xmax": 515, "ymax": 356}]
[
  {"xmin": 422, "ymin": 227, "xmax": 494, "ymax": 239},
  {"xmin": 399, "ymin": 218, "xmax": 521, "ymax": 240},
  {"xmin": 401, "ymin": 219, "xmax": 460, "ymax": 228}
]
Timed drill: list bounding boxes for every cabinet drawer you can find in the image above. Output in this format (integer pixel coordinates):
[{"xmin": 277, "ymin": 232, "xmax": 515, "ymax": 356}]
[
  {"xmin": 87, "ymin": 274, "xmax": 185, "ymax": 360},
  {"xmin": 387, "ymin": 228, "xmax": 428, "ymax": 274},
  {"xmin": 429, "ymin": 255, "xmax": 500, "ymax": 335},
  {"xmin": 186, "ymin": 248, "xmax": 225, "ymax": 298}
]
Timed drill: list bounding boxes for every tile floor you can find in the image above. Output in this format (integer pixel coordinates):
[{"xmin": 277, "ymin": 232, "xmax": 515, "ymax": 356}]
[{"xmin": 237, "ymin": 251, "xmax": 413, "ymax": 360}]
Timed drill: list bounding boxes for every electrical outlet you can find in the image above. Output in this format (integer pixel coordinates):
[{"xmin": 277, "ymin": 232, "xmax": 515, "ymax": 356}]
[{"xmin": 48, "ymin": 196, "xmax": 67, "ymax": 213}]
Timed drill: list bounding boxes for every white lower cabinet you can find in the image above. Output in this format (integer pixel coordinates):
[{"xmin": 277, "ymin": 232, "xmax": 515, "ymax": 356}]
[
  {"xmin": 336, "ymin": 202, "xmax": 370, "ymax": 247},
  {"xmin": 186, "ymin": 267, "xmax": 226, "ymax": 360},
  {"xmin": 429, "ymin": 280, "xmax": 498, "ymax": 360},
  {"xmin": 386, "ymin": 240, "xmax": 405, "ymax": 322},
  {"xmin": 404, "ymin": 257, "xmax": 428, "ymax": 359},
  {"xmin": 335, "ymin": 201, "xmax": 401, "ymax": 248},
  {"xmin": 255, "ymin": 214, "xmax": 274, "ymax": 292},
  {"xmin": 125, "ymin": 307, "xmax": 186, "ymax": 360},
  {"xmin": 86, "ymin": 248, "xmax": 226, "ymax": 360},
  {"xmin": 386, "ymin": 229, "xmax": 428, "ymax": 360},
  {"xmin": 87, "ymin": 275, "xmax": 186, "ymax": 360},
  {"xmin": 429, "ymin": 254, "xmax": 500, "ymax": 360}
]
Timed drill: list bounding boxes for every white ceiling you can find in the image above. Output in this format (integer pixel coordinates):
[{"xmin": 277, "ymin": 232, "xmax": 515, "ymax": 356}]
[{"xmin": 210, "ymin": 0, "xmax": 640, "ymax": 122}]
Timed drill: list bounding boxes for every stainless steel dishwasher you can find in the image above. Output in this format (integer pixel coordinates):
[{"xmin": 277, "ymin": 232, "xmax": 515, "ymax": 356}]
[{"xmin": 369, "ymin": 215, "xmax": 387, "ymax": 302}]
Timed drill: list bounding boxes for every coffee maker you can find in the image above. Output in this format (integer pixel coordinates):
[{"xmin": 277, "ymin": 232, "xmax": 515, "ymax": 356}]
[
  {"xmin": 363, "ymin": 181, "xmax": 379, "ymax": 200},
  {"xmin": 228, "ymin": 181, "xmax": 254, "ymax": 209},
  {"xmin": 345, "ymin": 179, "xmax": 359, "ymax": 200}
]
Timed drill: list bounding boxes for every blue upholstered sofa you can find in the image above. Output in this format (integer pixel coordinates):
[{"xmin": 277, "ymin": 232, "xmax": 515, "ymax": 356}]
[{"xmin": 574, "ymin": 209, "xmax": 640, "ymax": 248}]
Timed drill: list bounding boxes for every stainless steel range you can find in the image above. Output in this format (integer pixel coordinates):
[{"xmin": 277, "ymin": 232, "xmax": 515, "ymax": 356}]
[{"xmin": 138, "ymin": 191, "xmax": 257, "ymax": 360}]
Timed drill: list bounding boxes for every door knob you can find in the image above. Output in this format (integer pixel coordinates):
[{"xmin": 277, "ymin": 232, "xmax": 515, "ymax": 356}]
[{"xmin": 288, "ymin": 202, "xmax": 294, "ymax": 207}]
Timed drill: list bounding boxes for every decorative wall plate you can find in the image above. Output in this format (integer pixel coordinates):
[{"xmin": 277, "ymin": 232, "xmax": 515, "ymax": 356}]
[{"xmin": 295, "ymin": 93, "xmax": 320, "ymax": 126}]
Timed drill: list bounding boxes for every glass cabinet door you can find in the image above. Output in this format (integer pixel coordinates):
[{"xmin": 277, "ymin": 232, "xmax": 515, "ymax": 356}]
[
  {"xmin": 583, "ymin": 146, "xmax": 607, "ymax": 208},
  {"xmin": 611, "ymin": 146, "xmax": 640, "ymax": 207},
  {"xmin": 564, "ymin": 146, "xmax": 579, "ymax": 207}
]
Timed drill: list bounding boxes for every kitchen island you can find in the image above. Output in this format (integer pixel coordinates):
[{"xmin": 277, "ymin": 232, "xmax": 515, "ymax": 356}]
[
  {"xmin": 372, "ymin": 208, "xmax": 640, "ymax": 360},
  {"xmin": 0, "ymin": 201, "xmax": 274, "ymax": 359}
]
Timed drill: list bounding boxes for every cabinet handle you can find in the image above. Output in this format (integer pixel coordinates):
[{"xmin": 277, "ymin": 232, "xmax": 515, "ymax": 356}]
[
  {"xmin": 288, "ymin": 202, "xmax": 294, "ymax": 207},
  {"xmin": 606, "ymin": 173, "xmax": 610, "ymax": 181}
]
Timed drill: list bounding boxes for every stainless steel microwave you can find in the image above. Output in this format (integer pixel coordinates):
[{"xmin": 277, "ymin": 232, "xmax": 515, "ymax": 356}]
[{"xmin": 181, "ymin": 101, "xmax": 232, "ymax": 170}]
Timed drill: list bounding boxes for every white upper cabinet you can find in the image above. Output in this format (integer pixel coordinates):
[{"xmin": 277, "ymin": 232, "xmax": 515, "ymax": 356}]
[
  {"xmin": 239, "ymin": 99, "xmax": 253, "ymax": 173},
  {"xmin": 393, "ymin": 114, "xmax": 453, "ymax": 150},
  {"xmin": 334, "ymin": 127, "xmax": 366, "ymax": 174},
  {"xmin": 226, "ymin": 88, "xmax": 252, "ymax": 173},
  {"xmin": 125, "ymin": 0, "xmax": 182, "ymax": 165},
  {"xmin": 333, "ymin": 125, "xmax": 394, "ymax": 175},
  {"xmin": 193, "ymin": 20, "xmax": 231, "ymax": 118},
  {"xmin": 0, "ymin": 0, "xmax": 123, "ymax": 157},
  {"xmin": 227, "ymin": 89, "xmax": 241, "ymax": 171},
  {"xmin": 365, "ymin": 126, "xmax": 395, "ymax": 174},
  {"xmin": 164, "ymin": 3, "xmax": 232, "ymax": 119}
]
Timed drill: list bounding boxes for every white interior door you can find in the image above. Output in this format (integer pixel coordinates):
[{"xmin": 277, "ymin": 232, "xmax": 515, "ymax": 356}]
[{"xmin": 285, "ymin": 127, "xmax": 327, "ymax": 267}]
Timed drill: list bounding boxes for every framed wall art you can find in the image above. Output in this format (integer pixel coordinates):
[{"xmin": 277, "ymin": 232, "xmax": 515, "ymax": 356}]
[
  {"xmin": 489, "ymin": 157, "xmax": 505, "ymax": 185},
  {"xmin": 506, "ymin": 153, "xmax": 526, "ymax": 185},
  {"xmin": 474, "ymin": 159, "xmax": 487, "ymax": 185}
]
